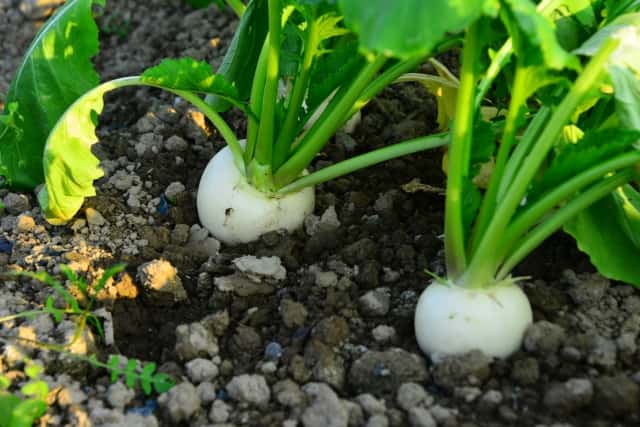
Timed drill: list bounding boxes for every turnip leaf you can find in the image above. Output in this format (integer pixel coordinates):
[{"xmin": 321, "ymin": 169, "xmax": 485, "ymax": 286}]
[
  {"xmin": 141, "ymin": 58, "xmax": 239, "ymax": 98},
  {"xmin": 501, "ymin": 0, "xmax": 579, "ymax": 70},
  {"xmin": 0, "ymin": 0, "xmax": 103, "ymax": 190},
  {"xmin": 338, "ymin": 0, "xmax": 498, "ymax": 58},
  {"xmin": 609, "ymin": 65, "xmax": 640, "ymax": 130},
  {"xmin": 304, "ymin": 39, "xmax": 363, "ymax": 123},
  {"xmin": 528, "ymin": 128, "xmax": 640, "ymax": 201},
  {"xmin": 40, "ymin": 65, "xmax": 242, "ymax": 225},
  {"xmin": 574, "ymin": 12, "xmax": 640, "ymax": 73},
  {"xmin": 206, "ymin": 0, "xmax": 269, "ymax": 111},
  {"xmin": 565, "ymin": 186, "xmax": 640, "ymax": 286}
]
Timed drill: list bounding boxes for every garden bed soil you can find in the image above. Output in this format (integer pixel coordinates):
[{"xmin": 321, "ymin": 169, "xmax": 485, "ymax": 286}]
[{"xmin": 1, "ymin": 1, "xmax": 639, "ymax": 426}]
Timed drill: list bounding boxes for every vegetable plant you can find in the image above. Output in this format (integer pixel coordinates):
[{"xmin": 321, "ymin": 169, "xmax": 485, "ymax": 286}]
[
  {"xmin": 0, "ymin": 263, "xmax": 174, "ymax": 414},
  {"xmin": 0, "ymin": 0, "xmax": 452, "ymax": 244},
  {"xmin": 345, "ymin": 0, "xmax": 640, "ymax": 358}
]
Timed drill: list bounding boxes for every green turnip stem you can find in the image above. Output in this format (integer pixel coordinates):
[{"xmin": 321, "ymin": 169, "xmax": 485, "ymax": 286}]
[
  {"xmin": 347, "ymin": 56, "xmax": 425, "ymax": 118},
  {"xmin": 475, "ymin": 39, "xmax": 513, "ymax": 109},
  {"xmin": 463, "ymin": 39, "xmax": 620, "ymax": 287},
  {"xmin": 473, "ymin": 0, "xmax": 568, "ymax": 109},
  {"xmin": 226, "ymin": 0, "xmax": 246, "ymax": 17},
  {"xmin": 500, "ymin": 152, "xmax": 640, "ymax": 258},
  {"xmin": 272, "ymin": 19, "xmax": 318, "ymax": 169},
  {"xmin": 94, "ymin": 77, "xmax": 244, "ymax": 175},
  {"xmin": 175, "ymin": 89, "xmax": 245, "ymax": 175},
  {"xmin": 470, "ymin": 66, "xmax": 530, "ymax": 255},
  {"xmin": 277, "ymin": 133, "xmax": 449, "ymax": 194},
  {"xmin": 497, "ymin": 170, "xmax": 634, "ymax": 280},
  {"xmin": 251, "ymin": 0, "xmax": 282, "ymax": 190},
  {"xmin": 498, "ymin": 106, "xmax": 552, "ymax": 200},
  {"xmin": 273, "ymin": 54, "xmax": 386, "ymax": 188},
  {"xmin": 245, "ymin": 39, "xmax": 269, "ymax": 165},
  {"xmin": 444, "ymin": 21, "xmax": 481, "ymax": 280}
]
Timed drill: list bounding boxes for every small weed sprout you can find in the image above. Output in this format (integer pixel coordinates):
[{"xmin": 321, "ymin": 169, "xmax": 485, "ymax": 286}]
[{"xmin": 0, "ymin": 263, "xmax": 174, "ymax": 425}]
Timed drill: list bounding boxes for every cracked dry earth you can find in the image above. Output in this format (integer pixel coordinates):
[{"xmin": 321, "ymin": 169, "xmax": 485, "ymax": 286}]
[{"xmin": 1, "ymin": 1, "xmax": 640, "ymax": 426}]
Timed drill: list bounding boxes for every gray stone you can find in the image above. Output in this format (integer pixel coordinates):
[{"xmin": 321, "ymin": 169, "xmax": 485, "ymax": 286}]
[
  {"xmin": 175, "ymin": 322, "xmax": 219, "ymax": 361},
  {"xmin": 165, "ymin": 135, "xmax": 188, "ymax": 152},
  {"xmin": 57, "ymin": 383, "xmax": 87, "ymax": 406},
  {"xmin": 312, "ymin": 316, "xmax": 350, "ymax": 347},
  {"xmin": 4, "ymin": 193, "xmax": 30, "ymax": 215},
  {"xmin": 342, "ymin": 238, "xmax": 376, "ymax": 265},
  {"xmin": 365, "ymin": 415, "xmax": 389, "ymax": 427},
  {"xmin": 230, "ymin": 325, "xmax": 262, "ymax": 356},
  {"xmin": 233, "ymin": 255, "xmax": 286, "ymax": 282},
  {"xmin": 356, "ymin": 393, "xmax": 386, "ymax": 415},
  {"xmin": 305, "ymin": 206, "xmax": 341, "ymax": 236},
  {"xmin": 564, "ymin": 270, "xmax": 610, "ymax": 305},
  {"xmin": 202, "ymin": 310, "xmax": 230, "ymax": 337},
  {"xmin": 524, "ymin": 321, "xmax": 566, "ymax": 355},
  {"xmin": 349, "ymin": 348, "xmax": 428, "ymax": 394},
  {"xmin": 372, "ymin": 325, "xmax": 396, "ymax": 343},
  {"xmin": 85, "ymin": 207, "xmax": 107, "ymax": 226},
  {"xmin": 593, "ymin": 375, "xmax": 640, "ymax": 416},
  {"xmin": 408, "ymin": 407, "xmax": 436, "ymax": 427},
  {"xmin": 209, "ymin": 400, "xmax": 231, "ymax": 423},
  {"xmin": 374, "ymin": 191, "xmax": 398, "ymax": 214},
  {"xmin": 108, "ymin": 171, "xmax": 136, "ymax": 191},
  {"xmin": 196, "ymin": 381, "xmax": 217, "ymax": 404},
  {"xmin": 226, "ymin": 374, "xmax": 270, "ymax": 406},
  {"xmin": 171, "ymin": 224, "xmax": 190, "ymax": 245},
  {"xmin": 185, "ymin": 358, "xmax": 219, "ymax": 383},
  {"xmin": 397, "ymin": 382, "xmax": 432, "ymax": 411},
  {"xmin": 165, "ymin": 182, "xmax": 186, "ymax": 201},
  {"xmin": 315, "ymin": 270, "xmax": 339, "ymax": 288},
  {"xmin": 15, "ymin": 214, "xmax": 36, "ymax": 233},
  {"xmin": 215, "ymin": 273, "xmax": 275, "ymax": 297},
  {"xmin": 107, "ymin": 381, "xmax": 135, "ymax": 409},
  {"xmin": 511, "ymin": 357, "xmax": 540, "ymax": 385},
  {"xmin": 301, "ymin": 383, "xmax": 349, "ymax": 427},
  {"xmin": 454, "ymin": 386, "xmax": 482, "ymax": 403},
  {"xmin": 432, "ymin": 350, "xmax": 491, "ymax": 391},
  {"xmin": 477, "ymin": 390, "xmax": 503, "ymax": 412},
  {"xmin": 359, "ymin": 288, "xmax": 391, "ymax": 317},
  {"xmin": 344, "ymin": 399, "xmax": 365, "ymax": 427},
  {"xmin": 280, "ymin": 299, "xmax": 308, "ymax": 328},
  {"xmin": 586, "ymin": 335, "xmax": 617, "ymax": 368},
  {"xmin": 274, "ymin": 379, "xmax": 304, "ymax": 407},
  {"xmin": 429, "ymin": 405, "xmax": 458, "ymax": 426},
  {"xmin": 543, "ymin": 378, "xmax": 593, "ymax": 415},
  {"xmin": 137, "ymin": 259, "xmax": 187, "ymax": 305},
  {"xmin": 158, "ymin": 382, "xmax": 201, "ymax": 423},
  {"xmin": 311, "ymin": 345, "xmax": 346, "ymax": 390},
  {"xmin": 187, "ymin": 236, "xmax": 221, "ymax": 258}
]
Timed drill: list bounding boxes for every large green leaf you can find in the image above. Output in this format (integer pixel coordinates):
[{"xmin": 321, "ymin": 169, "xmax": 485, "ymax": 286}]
[
  {"xmin": 141, "ymin": 58, "xmax": 239, "ymax": 97},
  {"xmin": 565, "ymin": 186, "xmax": 640, "ymax": 286},
  {"xmin": 338, "ymin": 0, "xmax": 498, "ymax": 58},
  {"xmin": 41, "ymin": 60, "xmax": 241, "ymax": 224},
  {"xmin": 501, "ymin": 0, "xmax": 579, "ymax": 70},
  {"xmin": 528, "ymin": 128, "xmax": 640, "ymax": 201},
  {"xmin": 609, "ymin": 65, "xmax": 640, "ymax": 130},
  {"xmin": 304, "ymin": 39, "xmax": 364, "ymax": 122},
  {"xmin": 574, "ymin": 12, "xmax": 640, "ymax": 73},
  {"xmin": 552, "ymin": 0, "xmax": 597, "ymax": 51},
  {"xmin": 206, "ymin": 0, "xmax": 269, "ymax": 111},
  {"xmin": 0, "ymin": 0, "xmax": 104, "ymax": 190}
]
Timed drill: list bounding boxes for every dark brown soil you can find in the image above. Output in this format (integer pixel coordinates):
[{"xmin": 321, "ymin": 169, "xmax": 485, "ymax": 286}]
[{"xmin": 1, "ymin": 1, "xmax": 639, "ymax": 427}]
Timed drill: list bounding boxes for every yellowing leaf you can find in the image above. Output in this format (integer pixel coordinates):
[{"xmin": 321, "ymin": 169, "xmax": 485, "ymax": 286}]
[{"xmin": 397, "ymin": 59, "xmax": 459, "ymax": 130}]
